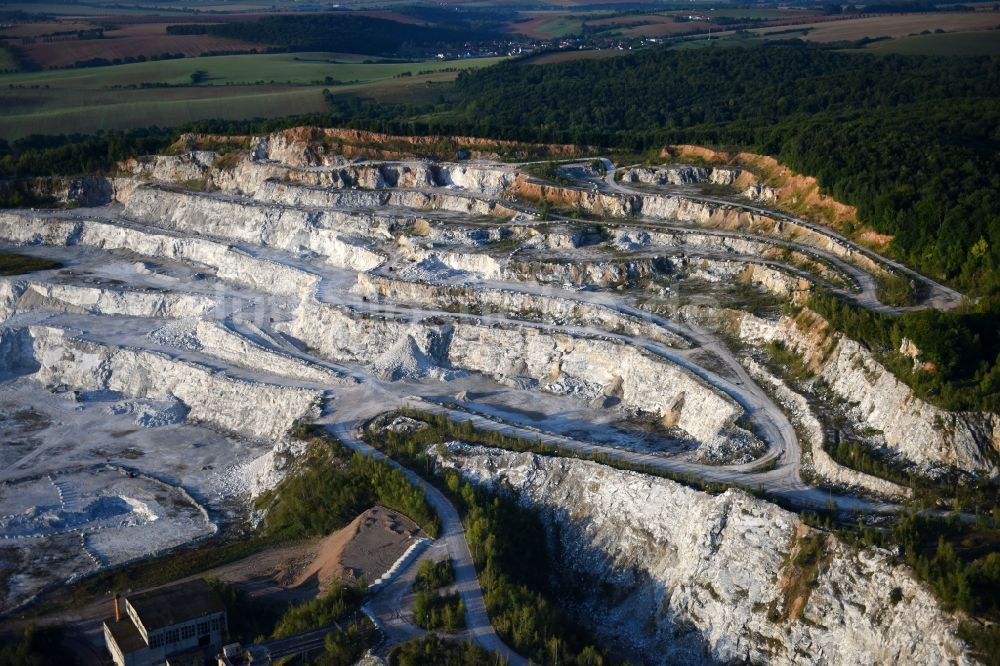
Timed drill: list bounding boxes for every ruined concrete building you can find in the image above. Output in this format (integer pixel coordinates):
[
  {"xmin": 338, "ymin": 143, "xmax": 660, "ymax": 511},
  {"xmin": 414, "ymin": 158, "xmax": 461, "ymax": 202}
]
[{"xmin": 103, "ymin": 578, "xmax": 227, "ymax": 666}]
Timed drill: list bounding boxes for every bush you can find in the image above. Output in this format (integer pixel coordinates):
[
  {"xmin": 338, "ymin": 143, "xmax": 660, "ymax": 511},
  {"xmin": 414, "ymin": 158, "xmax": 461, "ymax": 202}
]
[
  {"xmin": 415, "ymin": 558, "xmax": 456, "ymax": 591},
  {"xmin": 260, "ymin": 431, "xmax": 439, "ymax": 539},
  {"xmin": 414, "ymin": 589, "xmax": 466, "ymax": 632},
  {"xmin": 389, "ymin": 634, "xmax": 500, "ymax": 665},
  {"xmin": 272, "ymin": 582, "xmax": 363, "ymax": 638}
]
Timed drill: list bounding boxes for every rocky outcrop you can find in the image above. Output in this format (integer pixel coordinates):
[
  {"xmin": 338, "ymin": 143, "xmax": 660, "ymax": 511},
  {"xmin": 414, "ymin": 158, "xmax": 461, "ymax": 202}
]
[
  {"xmin": 435, "ymin": 445, "xmax": 973, "ymax": 665},
  {"xmin": 285, "ymin": 298, "xmax": 448, "ymax": 373},
  {"xmin": 12, "ymin": 325, "xmax": 321, "ymax": 440},
  {"xmin": 193, "ymin": 320, "xmax": 350, "ymax": 385},
  {"xmin": 354, "ymin": 273, "xmax": 687, "ymax": 348},
  {"xmin": 513, "ymin": 179, "xmax": 887, "ymax": 279},
  {"xmin": 686, "ymin": 258, "xmax": 813, "ymax": 302},
  {"xmin": 398, "ymin": 243, "xmax": 505, "ymax": 280},
  {"xmin": 288, "ymin": 297, "xmax": 749, "ymax": 450},
  {"xmin": 447, "ymin": 323, "xmax": 743, "ymax": 446},
  {"xmin": 621, "ymin": 165, "xmax": 746, "ymax": 187},
  {"xmin": 250, "ymin": 180, "xmax": 522, "ymax": 218},
  {"xmin": 743, "ymin": 182, "xmax": 778, "ymax": 203},
  {"xmin": 610, "ymin": 227, "xmax": 850, "ymax": 289},
  {"xmin": 0, "ymin": 212, "xmax": 319, "ymax": 297},
  {"xmin": 744, "ymin": 358, "xmax": 911, "ymax": 499},
  {"xmin": 0, "ymin": 326, "xmax": 39, "ymax": 378},
  {"xmin": 123, "ymin": 187, "xmax": 384, "ymax": 272},
  {"xmin": 120, "ymin": 151, "xmax": 216, "ymax": 184},
  {"xmin": 709, "ymin": 307, "xmax": 999, "ymax": 473},
  {"xmin": 247, "ymin": 126, "xmax": 586, "ymax": 164},
  {"xmin": 0, "ymin": 278, "xmax": 216, "ymax": 321},
  {"xmin": 506, "ymin": 256, "xmax": 668, "ymax": 288}
]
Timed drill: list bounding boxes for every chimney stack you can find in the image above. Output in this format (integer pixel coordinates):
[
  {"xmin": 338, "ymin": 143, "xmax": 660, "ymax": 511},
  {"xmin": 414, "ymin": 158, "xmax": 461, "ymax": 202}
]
[{"xmin": 114, "ymin": 593, "xmax": 121, "ymax": 623}]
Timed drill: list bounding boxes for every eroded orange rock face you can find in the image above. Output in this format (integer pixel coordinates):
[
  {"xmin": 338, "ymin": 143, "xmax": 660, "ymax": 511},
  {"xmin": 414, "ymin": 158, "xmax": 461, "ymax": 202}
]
[{"xmin": 666, "ymin": 144, "xmax": 883, "ymax": 248}]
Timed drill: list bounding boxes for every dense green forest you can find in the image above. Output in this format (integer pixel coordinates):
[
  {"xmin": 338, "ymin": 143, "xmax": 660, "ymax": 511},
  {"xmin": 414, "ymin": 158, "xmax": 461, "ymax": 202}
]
[
  {"xmin": 807, "ymin": 289, "xmax": 1000, "ymax": 412},
  {"xmin": 412, "ymin": 558, "xmax": 465, "ymax": 631},
  {"xmin": 389, "ymin": 634, "xmax": 501, "ymax": 665},
  {"xmin": 174, "ymin": 15, "xmax": 494, "ymax": 57},
  {"xmin": 260, "ymin": 425, "xmax": 440, "ymax": 539},
  {"xmin": 271, "ymin": 582, "xmax": 364, "ymax": 638}
]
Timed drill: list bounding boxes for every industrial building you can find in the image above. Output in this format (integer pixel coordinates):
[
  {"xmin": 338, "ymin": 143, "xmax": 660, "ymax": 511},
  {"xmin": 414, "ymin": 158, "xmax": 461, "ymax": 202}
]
[{"xmin": 103, "ymin": 578, "xmax": 227, "ymax": 666}]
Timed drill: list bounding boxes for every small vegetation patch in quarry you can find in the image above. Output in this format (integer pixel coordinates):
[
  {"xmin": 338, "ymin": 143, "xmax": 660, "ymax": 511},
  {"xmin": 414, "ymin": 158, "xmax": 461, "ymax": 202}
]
[{"xmin": 0, "ymin": 126, "xmax": 996, "ymax": 663}]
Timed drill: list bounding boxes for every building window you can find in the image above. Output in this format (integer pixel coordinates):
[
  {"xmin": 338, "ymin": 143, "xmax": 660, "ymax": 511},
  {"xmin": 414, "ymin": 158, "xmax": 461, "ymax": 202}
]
[
  {"xmin": 182, "ymin": 624, "xmax": 196, "ymax": 640},
  {"xmin": 167, "ymin": 628, "xmax": 180, "ymax": 644},
  {"xmin": 150, "ymin": 633, "xmax": 164, "ymax": 648},
  {"xmin": 210, "ymin": 618, "xmax": 220, "ymax": 631},
  {"xmin": 197, "ymin": 621, "xmax": 210, "ymax": 634}
]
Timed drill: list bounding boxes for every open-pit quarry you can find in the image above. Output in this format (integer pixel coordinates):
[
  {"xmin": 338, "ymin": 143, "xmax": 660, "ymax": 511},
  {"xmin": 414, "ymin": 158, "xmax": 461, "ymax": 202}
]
[{"xmin": 0, "ymin": 128, "xmax": 996, "ymax": 663}]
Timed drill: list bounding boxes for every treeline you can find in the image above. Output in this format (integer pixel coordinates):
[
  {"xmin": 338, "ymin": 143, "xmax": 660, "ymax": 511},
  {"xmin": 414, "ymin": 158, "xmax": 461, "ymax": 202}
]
[
  {"xmin": 370, "ymin": 414, "xmax": 615, "ymax": 665},
  {"xmin": 173, "ymin": 15, "xmax": 494, "ymax": 57},
  {"xmin": 271, "ymin": 582, "xmax": 364, "ymax": 637},
  {"xmin": 414, "ymin": 588, "xmax": 466, "ymax": 632},
  {"xmin": 0, "ymin": 96, "xmax": 418, "ymax": 180},
  {"xmin": 0, "ymin": 128, "xmax": 175, "ymax": 178},
  {"xmin": 413, "ymin": 558, "xmax": 465, "ymax": 631},
  {"xmin": 390, "ymin": 634, "xmax": 502, "ymax": 665},
  {"xmin": 807, "ymin": 289, "xmax": 1000, "ymax": 412},
  {"xmin": 260, "ymin": 426, "xmax": 440, "ymax": 538}
]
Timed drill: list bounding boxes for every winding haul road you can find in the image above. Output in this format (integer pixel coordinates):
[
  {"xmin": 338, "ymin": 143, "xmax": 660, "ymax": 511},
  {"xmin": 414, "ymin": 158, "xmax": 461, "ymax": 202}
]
[
  {"xmin": 328, "ymin": 413, "xmax": 527, "ymax": 665},
  {"xmin": 597, "ymin": 159, "xmax": 963, "ymax": 312}
]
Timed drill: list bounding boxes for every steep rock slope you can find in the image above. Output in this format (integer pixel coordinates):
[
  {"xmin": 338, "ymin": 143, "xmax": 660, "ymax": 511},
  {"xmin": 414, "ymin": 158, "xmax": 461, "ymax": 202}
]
[
  {"xmin": 124, "ymin": 186, "xmax": 384, "ymax": 272},
  {"xmin": 0, "ymin": 212, "xmax": 318, "ymax": 297},
  {"xmin": 287, "ymin": 299, "xmax": 749, "ymax": 450},
  {"xmin": 435, "ymin": 445, "xmax": 973, "ymax": 665},
  {"xmin": 712, "ymin": 308, "xmax": 999, "ymax": 473},
  {"xmin": 5, "ymin": 325, "xmax": 321, "ymax": 441}
]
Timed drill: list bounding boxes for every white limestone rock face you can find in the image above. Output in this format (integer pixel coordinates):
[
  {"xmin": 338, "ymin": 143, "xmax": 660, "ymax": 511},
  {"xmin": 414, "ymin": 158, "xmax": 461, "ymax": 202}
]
[
  {"xmin": 0, "ymin": 279, "xmax": 216, "ymax": 321},
  {"xmin": 123, "ymin": 187, "xmax": 384, "ymax": 273},
  {"xmin": 724, "ymin": 309, "xmax": 999, "ymax": 473},
  {"xmin": 24, "ymin": 325, "xmax": 321, "ymax": 441},
  {"xmin": 289, "ymin": 299, "xmax": 756, "ymax": 459},
  {"xmin": 743, "ymin": 358, "xmax": 911, "ymax": 499},
  {"xmin": 193, "ymin": 320, "xmax": 350, "ymax": 385},
  {"xmin": 0, "ymin": 211, "xmax": 319, "ymax": 297},
  {"xmin": 435, "ymin": 445, "xmax": 974, "ymax": 666},
  {"xmin": 621, "ymin": 165, "xmax": 742, "ymax": 186},
  {"xmin": 506, "ymin": 256, "xmax": 666, "ymax": 288},
  {"xmin": 447, "ymin": 323, "xmax": 746, "ymax": 447},
  {"xmin": 743, "ymin": 182, "xmax": 778, "ymax": 202},
  {"xmin": 354, "ymin": 273, "xmax": 687, "ymax": 348},
  {"xmin": 540, "ymin": 188, "xmax": 886, "ymax": 279},
  {"xmin": 121, "ymin": 152, "xmax": 216, "ymax": 184},
  {"xmin": 431, "ymin": 163, "xmax": 516, "ymax": 196}
]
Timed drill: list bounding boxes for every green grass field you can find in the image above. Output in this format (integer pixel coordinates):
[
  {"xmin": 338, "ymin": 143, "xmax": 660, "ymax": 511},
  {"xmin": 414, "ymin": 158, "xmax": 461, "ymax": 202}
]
[
  {"xmin": 0, "ymin": 52, "xmax": 497, "ymax": 88},
  {"xmin": 702, "ymin": 8, "xmax": 813, "ymax": 19},
  {"xmin": 0, "ymin": 47, "xmax": 20, "ymax": 73},
  {"xmin": 513, "ymin": 14, "xmax": 588, "ymax": 38},
  {"xmin": 0, "ymin": 52, "xmax": 505, "ymax": 139},
  {"xmin": 862, "ymin": 30, "xmax": 1000, "ymax": 56}
]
